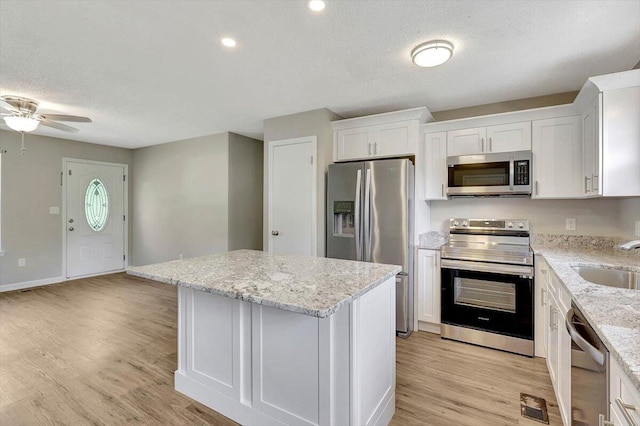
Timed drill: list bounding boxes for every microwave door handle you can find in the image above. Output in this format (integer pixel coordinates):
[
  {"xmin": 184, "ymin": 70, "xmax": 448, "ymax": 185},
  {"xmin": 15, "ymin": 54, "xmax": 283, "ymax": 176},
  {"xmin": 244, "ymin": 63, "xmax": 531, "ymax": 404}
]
[
  {"xmin": 509, "ymin": 157, "xmax": 515, "ymax": 190},
  {"xmin": 354, "ymin": 169, "xmax": 362, "ymax": 261}
]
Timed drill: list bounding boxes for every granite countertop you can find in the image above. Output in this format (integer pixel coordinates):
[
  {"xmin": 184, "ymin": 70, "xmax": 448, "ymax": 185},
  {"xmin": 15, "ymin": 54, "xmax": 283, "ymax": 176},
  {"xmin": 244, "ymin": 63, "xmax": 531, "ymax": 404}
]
[
  {"xmin": 127, "ymin": 249, "xmax": 401, "ymax": 318},
  {"xmin": 532, "ymin": 243, "xmax": 640, "ymax": 391},
  {"xmin": 418, "ymin": 231, "xmax": 449, "ymax": 250}
]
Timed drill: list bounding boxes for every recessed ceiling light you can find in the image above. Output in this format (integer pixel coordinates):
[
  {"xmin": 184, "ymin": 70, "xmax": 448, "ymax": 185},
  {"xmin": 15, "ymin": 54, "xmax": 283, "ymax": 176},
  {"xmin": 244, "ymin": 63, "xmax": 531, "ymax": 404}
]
[
  {"xmin": 308, "ymin": 0, "xmax": 325, "ymax": 12},
  {"xmin": 221, "ymin": 38, "xmax": 237, "ymax": 48},
  {"xmin": 411, "ymin": 40, "xmax": 454, "ymax": 68}
]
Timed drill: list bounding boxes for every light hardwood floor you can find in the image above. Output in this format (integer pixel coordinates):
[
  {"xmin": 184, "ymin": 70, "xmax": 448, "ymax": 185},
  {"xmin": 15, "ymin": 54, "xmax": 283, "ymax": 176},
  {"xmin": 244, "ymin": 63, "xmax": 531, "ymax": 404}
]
[{"xmin": 0, "ymin": 273, "xmax": 561, "ymax": 425}]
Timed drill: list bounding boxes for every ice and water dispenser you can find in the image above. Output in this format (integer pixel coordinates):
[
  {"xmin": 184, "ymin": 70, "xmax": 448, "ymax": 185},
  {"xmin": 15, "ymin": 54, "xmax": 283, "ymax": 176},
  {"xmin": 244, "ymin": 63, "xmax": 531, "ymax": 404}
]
[{"xmin": 332, "ymin": 201, "xmax": 355, "ymax": 237}]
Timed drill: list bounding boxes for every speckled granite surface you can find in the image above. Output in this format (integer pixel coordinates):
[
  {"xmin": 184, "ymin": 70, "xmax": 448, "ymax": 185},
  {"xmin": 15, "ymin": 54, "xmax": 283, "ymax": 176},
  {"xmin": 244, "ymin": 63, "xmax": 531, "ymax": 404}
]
[
  {"xmin": 418, "ymin": 231, "xmax": 449, "ymax": 250},
  {"xmin": 127, "ymin": 249, "xmax": 401, "ymax": 318},
  {"xmin": 532, "ymin": 242, "xmax": 640, "ymax": 391}
]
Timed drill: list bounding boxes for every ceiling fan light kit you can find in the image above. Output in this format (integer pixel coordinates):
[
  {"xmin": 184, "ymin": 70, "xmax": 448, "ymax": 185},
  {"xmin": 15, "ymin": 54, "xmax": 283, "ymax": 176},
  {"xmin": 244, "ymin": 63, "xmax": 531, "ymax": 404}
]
[
  {"xmin": 3, "ymin": 115, "xmax": 40, "ymax": 132},
  {"xmin": 411, "ymin": 40, "xmax": 454, "ymax": 67}
]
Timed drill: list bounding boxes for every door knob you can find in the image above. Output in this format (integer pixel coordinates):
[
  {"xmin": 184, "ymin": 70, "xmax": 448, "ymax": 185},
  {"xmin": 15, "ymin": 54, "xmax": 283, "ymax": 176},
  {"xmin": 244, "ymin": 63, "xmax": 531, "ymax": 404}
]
[
  {"xmin": 68, "ymin": 218, "xmax": 74, "ymax": 223},
  {"xmin": 68, "ymin": 227, "xmax": 74, "ymax": 231},
  {"xmin": 271, "ymin": 230, "xmax": 279, "ymax": 236}
]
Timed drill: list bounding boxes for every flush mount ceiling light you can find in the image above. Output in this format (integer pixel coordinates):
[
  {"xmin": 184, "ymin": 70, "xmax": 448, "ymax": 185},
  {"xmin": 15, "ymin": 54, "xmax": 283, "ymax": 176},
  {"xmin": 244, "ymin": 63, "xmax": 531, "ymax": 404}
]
[
  {"xmin": 308, "ymin": 0, "xmax": 325, "ymax": 12},
  {"xmin": 221, "ymin": 37, "xmax": 236, "ymax": 47},
  {"xmin": 411, "ymin": 40, "xmax": 454, "ymax": 67}
]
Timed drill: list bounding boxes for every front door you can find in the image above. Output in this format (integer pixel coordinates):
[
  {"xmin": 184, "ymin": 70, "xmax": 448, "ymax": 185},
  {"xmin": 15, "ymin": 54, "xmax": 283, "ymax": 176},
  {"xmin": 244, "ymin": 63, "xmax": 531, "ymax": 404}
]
[
  {"xmin": 268, "ymin": 137, "xmax": 316, "ymax": 256},
  {"xmin": 65, "ymin": 160, "xmax": 126, "ymax": 278}
]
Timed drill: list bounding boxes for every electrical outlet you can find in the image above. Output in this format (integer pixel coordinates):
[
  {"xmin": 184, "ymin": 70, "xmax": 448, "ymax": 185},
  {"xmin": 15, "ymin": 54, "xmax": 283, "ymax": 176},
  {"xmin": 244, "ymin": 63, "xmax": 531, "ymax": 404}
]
[
  {"xmin": 18, "ymin": 258, "xmax": 26, "ymax": 267},
  {"xmin": 49, "ymin": 206, "xmax": 60, "ymax": 215},
  {"xmin": 635, "ymin": 220, "xmax": 640, "ymax": 237},
  {"xmin": 566, "ymin": 218, "xmax": 576, "ymax": 231}
]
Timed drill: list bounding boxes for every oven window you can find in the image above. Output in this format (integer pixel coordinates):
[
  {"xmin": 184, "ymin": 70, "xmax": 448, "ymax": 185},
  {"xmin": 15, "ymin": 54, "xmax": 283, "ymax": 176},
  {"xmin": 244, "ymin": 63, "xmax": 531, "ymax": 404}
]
[
  {"xmin": 453, "ymin": 277, "xmax": 516, "ymax": 313},
  {"xmin": 448, "ymin": 162, "xmax": 510, "ymax": 187}
]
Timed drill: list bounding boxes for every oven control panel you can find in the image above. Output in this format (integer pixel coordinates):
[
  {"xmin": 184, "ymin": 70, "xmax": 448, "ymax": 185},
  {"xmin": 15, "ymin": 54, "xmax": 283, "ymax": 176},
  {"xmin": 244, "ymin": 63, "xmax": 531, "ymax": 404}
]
[{"xmin": 449, "ymin": 218, "xmax": 529, "ymax": 232}]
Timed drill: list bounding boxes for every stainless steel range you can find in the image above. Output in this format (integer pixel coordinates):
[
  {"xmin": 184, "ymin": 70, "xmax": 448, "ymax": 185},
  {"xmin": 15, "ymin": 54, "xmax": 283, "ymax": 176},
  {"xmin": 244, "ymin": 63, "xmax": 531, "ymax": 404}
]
[{"xmin": 440, "ymin": 218, "xmax": 535, "ymax": 357}]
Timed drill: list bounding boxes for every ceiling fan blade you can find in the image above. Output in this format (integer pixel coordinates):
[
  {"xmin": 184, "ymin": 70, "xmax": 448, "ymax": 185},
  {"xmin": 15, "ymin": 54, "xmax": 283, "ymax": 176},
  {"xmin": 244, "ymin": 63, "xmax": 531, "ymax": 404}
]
[
  {"xmin": 40, "ymin": 114, "xmax": 92, "ymax": 123},
  {"xmin": 0, "ymin": 99, "xmax": 20, "ymax": 113},
  {"xmin": 40, "ymin": 120, "xmax": 79, "ymax": 132}
]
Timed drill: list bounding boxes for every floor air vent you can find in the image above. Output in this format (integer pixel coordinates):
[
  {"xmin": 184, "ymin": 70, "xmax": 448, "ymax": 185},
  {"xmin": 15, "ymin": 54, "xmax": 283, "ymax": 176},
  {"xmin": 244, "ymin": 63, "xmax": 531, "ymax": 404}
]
[{"xmin": 520, "ymin": 393, "xmax": 549, "ymax": 424}]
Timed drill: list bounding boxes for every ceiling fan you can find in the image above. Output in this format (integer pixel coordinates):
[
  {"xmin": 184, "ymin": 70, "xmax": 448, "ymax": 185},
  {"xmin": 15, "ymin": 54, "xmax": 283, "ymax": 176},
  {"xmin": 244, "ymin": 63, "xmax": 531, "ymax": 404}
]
[{"xmin": 1, "ymin": 95, "xmax": 92, "ymax": 154}]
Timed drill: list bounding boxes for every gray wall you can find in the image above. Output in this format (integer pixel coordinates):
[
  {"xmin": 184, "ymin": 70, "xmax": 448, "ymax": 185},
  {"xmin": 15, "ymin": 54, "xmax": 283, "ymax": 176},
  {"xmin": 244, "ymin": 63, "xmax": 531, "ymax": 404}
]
[
  {"xmin": 132, "ymin": 133, "xmax": 230, "ymax": 266},
  {"xmin": 429, "ymin": 197, "xmax": 637, "ymax": 237},
  {"xmin": 228, "ymin": 133, "xmax": 263, "ymax": 251},
  {"xmin": 0, "ymin": 130, "xmax": 133, "ymax": 286},
  {"xmin": 263, "ymin": 108, "xmax": 342, "ymax": 256}
]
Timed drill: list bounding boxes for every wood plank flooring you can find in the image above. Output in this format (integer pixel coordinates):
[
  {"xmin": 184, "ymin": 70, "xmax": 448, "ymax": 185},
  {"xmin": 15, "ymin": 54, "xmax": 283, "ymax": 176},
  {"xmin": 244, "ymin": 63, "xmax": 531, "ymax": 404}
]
[{"xmin": 0, "ymin": 273, "xmax": 561, "ymax": 425}]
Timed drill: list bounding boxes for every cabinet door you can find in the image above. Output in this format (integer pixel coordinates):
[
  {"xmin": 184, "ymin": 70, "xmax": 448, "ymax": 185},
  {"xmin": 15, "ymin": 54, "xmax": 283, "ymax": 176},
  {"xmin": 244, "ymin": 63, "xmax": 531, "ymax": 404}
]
[
  {"xmin": 375, "ymin": 120, "xmax": 418, "ymax": 157},
  {"xmin": 335, "ymin": 127, "xmax": 372, "ymax": 161},
  {"xmin": 417, "ymin": 250, "xmax": 440, "ymax": 325},
  {"xmin": 486, "ymin": 122, "xmax": 531, "ymax": 153},
  {"xmin": 557, "ymin": 308, "xmax": 571, "ymax": 425},
  {"xmin": 532, "ymin": 116, "xmax": 583, "ymax": 198},
  {"xmin": 582, "ymin": 95, "xmax": 602, "ymax": 196},
  {"xmin": 424, "ymin": 132, "xmax": 447, "ymax": 200},
  {"xmin": 546, "ymin": 299, "xmax": 558, "ymax": 388},
  {"xmin": 534, "ymin": 256, "xmax": 549, "ymax": 358},
  {"xmin": 447, "ymin": 127, "xmax": 487, "ymax": 156}
]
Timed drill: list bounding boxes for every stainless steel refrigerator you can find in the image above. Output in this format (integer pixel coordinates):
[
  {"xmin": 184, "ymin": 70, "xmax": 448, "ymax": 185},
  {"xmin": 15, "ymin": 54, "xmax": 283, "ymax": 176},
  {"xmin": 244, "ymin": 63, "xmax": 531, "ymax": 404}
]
[{"xmin": 326, "ymin": 159, "xmax": 414, "ymax": 337}]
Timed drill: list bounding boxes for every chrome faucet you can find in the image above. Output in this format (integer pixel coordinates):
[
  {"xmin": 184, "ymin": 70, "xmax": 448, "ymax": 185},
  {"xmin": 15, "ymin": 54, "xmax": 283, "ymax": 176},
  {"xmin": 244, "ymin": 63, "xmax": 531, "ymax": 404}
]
[{"xmin": 618, "ymin": 240, "xmax": 640, "ymax": 250}]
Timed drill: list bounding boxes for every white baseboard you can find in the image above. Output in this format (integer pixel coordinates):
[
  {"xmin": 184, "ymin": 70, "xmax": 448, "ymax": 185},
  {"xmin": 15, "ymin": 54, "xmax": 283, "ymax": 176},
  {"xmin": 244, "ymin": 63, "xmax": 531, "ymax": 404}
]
[
  {"xmin": 0, "ymin": 276, "xmax": 63, "ymax": 293},
  {"xmin": 417, "ymin": 321, "xmax": 441, "ymax": 334}
]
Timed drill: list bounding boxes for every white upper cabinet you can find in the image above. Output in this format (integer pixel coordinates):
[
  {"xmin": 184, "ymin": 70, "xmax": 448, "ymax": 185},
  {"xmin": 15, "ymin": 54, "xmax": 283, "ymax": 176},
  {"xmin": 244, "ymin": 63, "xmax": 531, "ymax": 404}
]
[
  {"xmin": 576, "ymin": 69, "xmax": 640, "ymax": 197},
  {"xmin": 447, "ymin": 122, "xmax": 531, "ymax": 156},
  {"xmin": 423, "ymin": 131, "xmax": 447, "ymax": 200},
  {"xmin": 532, "ymin": 115, "xmax": 583, "ymax": 198},
  {"xmin": 332, "ymin": 108, "xmax": 431, "ymax": 162},
  {"xmin": 446, "ymin": 127, "xmax": 486, "ymax": 156},
  {"xmin": 486, "ymin": 122, "xmax": 532, "ymax": 153}
]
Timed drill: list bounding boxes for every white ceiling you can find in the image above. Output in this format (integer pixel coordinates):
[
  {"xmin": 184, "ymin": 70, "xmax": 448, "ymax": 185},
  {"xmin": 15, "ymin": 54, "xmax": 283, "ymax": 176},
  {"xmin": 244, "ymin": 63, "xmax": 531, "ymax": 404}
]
[{"xmin": 1, "ymin": 1, "xmax": 639, "ymax": 148}]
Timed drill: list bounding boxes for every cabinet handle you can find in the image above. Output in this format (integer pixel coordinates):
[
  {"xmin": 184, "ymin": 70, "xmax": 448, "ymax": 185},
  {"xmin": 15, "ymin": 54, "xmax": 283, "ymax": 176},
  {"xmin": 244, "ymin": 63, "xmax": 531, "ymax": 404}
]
[
  {"xmin": 550, "ymin": 307, "xmax": 557, "ymax": 330},
  {"xmin": 489, "ymin": 137, "xmax": 492, "ymax": 152},
  {"xmin": 441, "ymin": 183, "xmax": 445, "ymax": 197},
  {"xmin": 599, "ymin": 414, "xmax": 616, "ymax": 426},
  {"xmin": 616, "ymin": 398, "xmax": 639, "ymax": 426},
  {"xmin": 585, "ymin": 176, "xmax": 591, "ymax": 193},
  {"xmin": 541, "ymin": 288, "xmax": 547, "ymax": 306},
  {"xmin": 592, "ymin": 174, "xmax": 599, "ymax": 191},
  {"xmin": 368, "ymin": 143, "xmax": 372, "ymax": 156},
  {"xmin": 535, "ymin": 180, "xmax": 539, "ymax": 195},
  {"xmin": 374, "ymin": 141, "xmax": 377, "ymax": 155},
  {"xmin": 481, "ymin": 138, "xmax": 485, "ymax": 152}
]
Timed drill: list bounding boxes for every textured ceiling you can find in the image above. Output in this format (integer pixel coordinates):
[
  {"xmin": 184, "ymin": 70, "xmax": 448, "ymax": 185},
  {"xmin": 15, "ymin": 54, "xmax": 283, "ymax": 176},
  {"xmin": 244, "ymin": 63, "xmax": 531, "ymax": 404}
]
[{"xmin": 1, "ymin": 0, "xmax": 639, "ymax": 148}]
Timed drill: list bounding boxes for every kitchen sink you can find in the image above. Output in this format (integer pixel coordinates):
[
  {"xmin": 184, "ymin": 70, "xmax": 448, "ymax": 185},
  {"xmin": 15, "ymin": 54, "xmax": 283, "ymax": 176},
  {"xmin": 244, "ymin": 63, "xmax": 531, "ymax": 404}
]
[{"xmin": 571, "ymin": 266, "xmax": 639, "ymax": 290}]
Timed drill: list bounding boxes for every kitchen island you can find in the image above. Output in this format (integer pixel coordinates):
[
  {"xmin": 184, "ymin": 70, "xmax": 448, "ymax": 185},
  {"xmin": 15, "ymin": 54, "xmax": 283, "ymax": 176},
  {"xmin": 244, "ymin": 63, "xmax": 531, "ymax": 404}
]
[{"xmin": 128, "ymin": 249, "xmax": 401, "ymax": 426}]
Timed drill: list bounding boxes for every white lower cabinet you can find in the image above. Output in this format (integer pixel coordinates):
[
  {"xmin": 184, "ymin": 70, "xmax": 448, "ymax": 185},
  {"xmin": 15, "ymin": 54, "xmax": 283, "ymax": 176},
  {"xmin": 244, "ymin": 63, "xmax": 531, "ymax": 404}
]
[
  {"xmin": 416, "ymin": 249, "xmax": 440, "ymax": 331},
  {"xmin": 544, "ymin": 269, "xmax": 571, "ymax": 426},
  {"xmin": 534, "ymin": 256, "xmax": 549, "ymax": 357},
  {"xmin": 610, "ymin": 356, "xmax": 640, "ymax": 426}
]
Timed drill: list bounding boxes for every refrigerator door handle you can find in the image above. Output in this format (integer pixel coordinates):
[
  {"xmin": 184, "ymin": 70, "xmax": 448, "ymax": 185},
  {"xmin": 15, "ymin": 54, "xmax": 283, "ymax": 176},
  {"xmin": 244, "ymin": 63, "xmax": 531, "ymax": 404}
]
[
  {"xmin": 354, "ymin": 169, "xmax": 362, "ymax": 261},
  {"xmin": 364, "ymin": 167, "xmax": 372, "ymax": 262}
]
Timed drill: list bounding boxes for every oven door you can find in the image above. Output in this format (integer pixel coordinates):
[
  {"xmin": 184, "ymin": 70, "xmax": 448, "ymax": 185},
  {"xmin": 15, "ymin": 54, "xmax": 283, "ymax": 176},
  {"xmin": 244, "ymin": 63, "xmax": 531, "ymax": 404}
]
[{"xmin": 441, "ymin": 259, "xmax": 534, "ymax": 340}]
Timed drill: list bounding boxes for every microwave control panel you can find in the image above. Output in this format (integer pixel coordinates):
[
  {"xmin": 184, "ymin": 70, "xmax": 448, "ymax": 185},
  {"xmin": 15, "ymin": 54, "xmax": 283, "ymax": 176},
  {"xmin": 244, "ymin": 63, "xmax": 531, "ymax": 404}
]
[{"xmin": 514, "ymin": 160, "xmax": 529, "ymax": 185}]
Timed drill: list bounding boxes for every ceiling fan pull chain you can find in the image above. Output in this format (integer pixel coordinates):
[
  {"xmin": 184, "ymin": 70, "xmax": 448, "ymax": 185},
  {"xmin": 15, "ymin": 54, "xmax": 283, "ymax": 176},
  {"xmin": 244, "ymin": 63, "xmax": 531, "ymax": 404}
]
[{"xmin": 20, "ymin": 131, "xmax": 26, "ymax": 156}]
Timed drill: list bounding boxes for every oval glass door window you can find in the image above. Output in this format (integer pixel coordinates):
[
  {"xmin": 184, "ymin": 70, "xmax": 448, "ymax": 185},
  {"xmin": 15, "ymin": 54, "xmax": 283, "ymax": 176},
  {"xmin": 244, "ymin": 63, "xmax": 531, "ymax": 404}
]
[{"xmin": 85, "ymin": 178, "xmax": 109, "ymax": 231}]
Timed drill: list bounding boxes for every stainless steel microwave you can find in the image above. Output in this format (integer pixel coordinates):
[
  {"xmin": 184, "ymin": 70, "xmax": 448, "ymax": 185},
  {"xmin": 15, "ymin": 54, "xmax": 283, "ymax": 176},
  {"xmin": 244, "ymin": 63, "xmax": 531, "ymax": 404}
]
[{"xmin": 447, "ymin": 151, "xmax": 532, "ymax": 196}]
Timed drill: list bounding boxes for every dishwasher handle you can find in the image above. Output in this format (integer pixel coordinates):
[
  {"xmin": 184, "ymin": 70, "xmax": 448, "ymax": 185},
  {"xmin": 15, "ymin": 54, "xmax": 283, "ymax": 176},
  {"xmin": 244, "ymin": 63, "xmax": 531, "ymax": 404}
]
[{"xmin": 565, "ymin": 308, "xmax": 605, "ymax": 366}]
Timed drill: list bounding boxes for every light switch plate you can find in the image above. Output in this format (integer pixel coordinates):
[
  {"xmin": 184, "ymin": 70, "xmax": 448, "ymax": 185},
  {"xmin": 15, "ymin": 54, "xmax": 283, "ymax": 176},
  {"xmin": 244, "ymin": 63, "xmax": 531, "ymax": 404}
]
[
  {"xmin": 18, "ymin": 258, "xmax": 26, "ymax": 267},
  {"xmin": 50, "ymin": 206, "xmax": 60, "ymax": 215},
  {"xmin": 566, "ymin": 218, "xmax": 576, "ymax": 231}
]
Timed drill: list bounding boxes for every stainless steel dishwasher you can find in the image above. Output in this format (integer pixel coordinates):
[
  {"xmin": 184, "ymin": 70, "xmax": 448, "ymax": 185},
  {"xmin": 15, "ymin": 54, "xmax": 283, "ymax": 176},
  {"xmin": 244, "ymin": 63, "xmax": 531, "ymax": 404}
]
[{"xmin": 566, "ymin": 303, "xmax": 610, "ymax": 426}]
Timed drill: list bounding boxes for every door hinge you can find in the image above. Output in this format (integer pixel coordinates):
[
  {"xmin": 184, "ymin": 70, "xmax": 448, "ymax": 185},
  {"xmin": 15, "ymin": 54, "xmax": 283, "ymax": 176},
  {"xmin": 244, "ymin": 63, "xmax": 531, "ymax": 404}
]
[
  {"xmin": 310, "ymin": 156, "xmax": 314, "ymax": 165},
  {"xmin": 60, "ymin": 172, "xmax": 63, "ymax": 186},
  {"xmin": 123, "ymin": 175, "xmax": 126, "ymax": 182},
  {"xmin": 68, "ymin": 169, "xmax": 72, "ymax": 175},
  {"xmin": 123, "ymin": 254, "xmax": 126, "ymax": 261},
  {"xmin": 123, "ymin": 215, "xmax": 126, "ymax": 221}
]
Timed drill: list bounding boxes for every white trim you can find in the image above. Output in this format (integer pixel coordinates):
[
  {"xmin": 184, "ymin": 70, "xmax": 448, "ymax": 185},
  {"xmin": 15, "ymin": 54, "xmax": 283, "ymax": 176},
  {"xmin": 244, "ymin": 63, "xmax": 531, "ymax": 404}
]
[
  {"xmin": 331, "ymin": 107, "xmax": 431, "ymax": 130},
  {"xmin": 267, "ymin": 136, "xmax": 317, "ymax": 257},
  {"xmin": 62, "ymin": 158, "xmax": 129, "ymax": 280},
  {"xmin": 0, "ymin": 276, "xmax": 63, "ymax": 292}
]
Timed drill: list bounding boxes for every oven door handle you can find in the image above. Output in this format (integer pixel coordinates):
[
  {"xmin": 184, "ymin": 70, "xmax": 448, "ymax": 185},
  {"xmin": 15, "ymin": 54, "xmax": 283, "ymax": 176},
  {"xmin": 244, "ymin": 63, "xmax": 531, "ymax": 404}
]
[{"xmin": 441, "ymin": 259, "xmax": 534, "ymax": 277}]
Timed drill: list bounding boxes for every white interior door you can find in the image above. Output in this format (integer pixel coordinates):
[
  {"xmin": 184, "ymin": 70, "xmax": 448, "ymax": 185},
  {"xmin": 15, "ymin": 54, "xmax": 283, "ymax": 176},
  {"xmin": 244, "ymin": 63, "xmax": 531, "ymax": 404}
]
[
  {"xmin": 65, "ymin": 160, "xmax": 126, "ymax": 278},
  {"xmin": 268, "ymin": 137, "xmax": 316, "ymax": 256}
]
